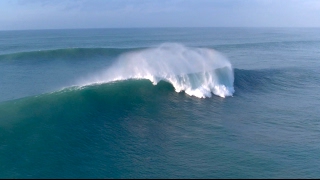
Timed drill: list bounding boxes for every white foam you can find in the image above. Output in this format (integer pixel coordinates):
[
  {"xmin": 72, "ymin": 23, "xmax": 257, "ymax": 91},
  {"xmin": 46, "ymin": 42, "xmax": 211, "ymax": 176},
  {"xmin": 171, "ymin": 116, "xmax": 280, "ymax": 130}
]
[{"xmin": 80, "ymin": 43, "xmax": 235, "ymax": 98}]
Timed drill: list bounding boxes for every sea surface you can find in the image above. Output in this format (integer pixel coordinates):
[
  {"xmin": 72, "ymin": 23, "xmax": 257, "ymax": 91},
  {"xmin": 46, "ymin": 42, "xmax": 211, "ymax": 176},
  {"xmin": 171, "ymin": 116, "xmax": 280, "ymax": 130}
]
[{"xmin": 0, "ymin": 28, "xmax": 320, "ymax": 178}]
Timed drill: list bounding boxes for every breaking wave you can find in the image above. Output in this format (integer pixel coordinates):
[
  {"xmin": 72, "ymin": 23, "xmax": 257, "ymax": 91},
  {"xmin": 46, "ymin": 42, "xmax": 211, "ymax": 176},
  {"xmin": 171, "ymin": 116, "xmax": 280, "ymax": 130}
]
[{"xmin": 79, "ymin": 43, "xmax": 234, "ymax": 98}]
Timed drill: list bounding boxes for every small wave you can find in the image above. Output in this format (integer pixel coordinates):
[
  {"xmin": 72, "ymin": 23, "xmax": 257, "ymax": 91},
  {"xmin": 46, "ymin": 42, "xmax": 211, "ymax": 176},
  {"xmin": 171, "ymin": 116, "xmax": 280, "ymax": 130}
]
[{"xmin": 79, "ymin": 43, "xmax": 235, "ymax": 98}]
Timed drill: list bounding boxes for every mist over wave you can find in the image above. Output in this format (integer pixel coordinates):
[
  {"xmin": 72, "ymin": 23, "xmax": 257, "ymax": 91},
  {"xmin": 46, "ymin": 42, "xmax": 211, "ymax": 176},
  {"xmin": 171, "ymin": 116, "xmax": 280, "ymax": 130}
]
[{"xmin": 80, "ymin": 43, "xmax": 234, "ymax": 98}]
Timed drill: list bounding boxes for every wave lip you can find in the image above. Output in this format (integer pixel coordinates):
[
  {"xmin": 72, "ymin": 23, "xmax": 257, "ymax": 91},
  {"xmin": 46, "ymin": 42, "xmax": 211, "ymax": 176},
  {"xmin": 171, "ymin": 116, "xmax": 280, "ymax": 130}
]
[{"xmin": 81, "ymin": 43, "xmax": 234, "ymax": 98}]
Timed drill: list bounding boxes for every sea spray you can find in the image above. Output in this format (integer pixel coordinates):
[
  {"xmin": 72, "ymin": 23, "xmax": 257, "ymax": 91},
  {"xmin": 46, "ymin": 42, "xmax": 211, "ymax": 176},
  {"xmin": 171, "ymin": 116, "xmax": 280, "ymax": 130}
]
[{"xmin": 80, "ymin": 43, "xmax": 234, "ymax": 98}]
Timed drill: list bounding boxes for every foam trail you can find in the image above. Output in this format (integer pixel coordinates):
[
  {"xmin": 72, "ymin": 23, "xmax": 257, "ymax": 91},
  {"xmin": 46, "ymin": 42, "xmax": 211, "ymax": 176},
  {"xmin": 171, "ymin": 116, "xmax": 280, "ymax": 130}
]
[{"xmin": 81, "ymin": 43, "xmax": 234, "ymax": 98}]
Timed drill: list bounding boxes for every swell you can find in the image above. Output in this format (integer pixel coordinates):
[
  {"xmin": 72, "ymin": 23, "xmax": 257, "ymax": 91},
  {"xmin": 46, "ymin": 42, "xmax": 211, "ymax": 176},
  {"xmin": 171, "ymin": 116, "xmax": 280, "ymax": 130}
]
[
  {"xmin": 0, "ymin": 67, "xmax": 317, "ymax": 123},
  {"xmin": 234, "ymin": 67, "xmax": 319, "ymax": 94},
  {"xmin": 234, "ymin": 68, "xmax": 281, "ymax": 92},
  {"xmin": 4, "ymin": 39, "xmax": 318, "ymax": 62},
  {"xmin": 0, "ymin": 47, "xmax": 141, "ymax": 62},
  {"xmin": 2, "ymin": 40, "xmax": 318, "ymax": 61},
  {"xmin": 0, "ymin": 66, "xmax": 315, "ymax": 106}
]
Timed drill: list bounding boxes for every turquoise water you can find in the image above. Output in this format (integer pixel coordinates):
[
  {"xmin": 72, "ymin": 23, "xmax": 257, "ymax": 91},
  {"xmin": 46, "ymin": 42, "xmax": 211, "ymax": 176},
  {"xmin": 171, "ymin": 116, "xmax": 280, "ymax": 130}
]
[{"xmin": 1, "ymin": 28, "xmax": 320, "ymax": 178}]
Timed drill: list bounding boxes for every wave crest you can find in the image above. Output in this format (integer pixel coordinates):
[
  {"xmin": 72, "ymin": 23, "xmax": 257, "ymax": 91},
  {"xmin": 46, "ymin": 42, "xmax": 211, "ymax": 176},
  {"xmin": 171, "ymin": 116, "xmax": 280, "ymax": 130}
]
[{"xmin": 80, "ymin": 43, "xmax": 234, "ymax": 98}]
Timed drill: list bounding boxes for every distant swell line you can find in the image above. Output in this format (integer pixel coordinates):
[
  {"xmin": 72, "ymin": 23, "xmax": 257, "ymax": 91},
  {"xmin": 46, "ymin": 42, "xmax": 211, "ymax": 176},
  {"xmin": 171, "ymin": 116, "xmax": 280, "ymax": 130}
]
[
  {"xmin": 210, "ymin": 40, "xmax": 320, "ymax": 49},
  {"xmin": 0, "ymin": 47, "xmax": 142, "ymax": 61}
]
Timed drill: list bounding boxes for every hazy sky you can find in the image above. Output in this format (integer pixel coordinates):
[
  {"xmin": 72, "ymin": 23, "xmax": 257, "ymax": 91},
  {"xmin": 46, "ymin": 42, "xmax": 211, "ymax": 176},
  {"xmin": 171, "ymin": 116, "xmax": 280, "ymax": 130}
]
[{"xmin": 1, "ymin": 0, "xmax": 320, "ymax": 30}]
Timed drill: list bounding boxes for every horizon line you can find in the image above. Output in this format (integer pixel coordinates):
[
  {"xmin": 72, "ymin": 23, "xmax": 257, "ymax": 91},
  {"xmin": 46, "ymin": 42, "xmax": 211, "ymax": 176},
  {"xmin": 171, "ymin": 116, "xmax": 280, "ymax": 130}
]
[{"xmin": 1, "ymin": 26, "xmax": 320, "ymax": 31}]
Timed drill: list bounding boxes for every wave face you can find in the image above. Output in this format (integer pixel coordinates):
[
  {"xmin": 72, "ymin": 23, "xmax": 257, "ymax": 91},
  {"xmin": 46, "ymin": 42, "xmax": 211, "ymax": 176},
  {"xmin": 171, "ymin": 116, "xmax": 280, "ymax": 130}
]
[{"xmin": 80, "ymin": 43, "xmax": 234, "ymax": 98}]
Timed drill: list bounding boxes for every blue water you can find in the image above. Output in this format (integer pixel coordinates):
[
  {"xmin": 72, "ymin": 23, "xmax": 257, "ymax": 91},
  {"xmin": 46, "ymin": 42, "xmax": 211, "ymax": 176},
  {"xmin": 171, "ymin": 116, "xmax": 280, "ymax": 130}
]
[{"xmin": 0, "ymin": 28, "xmax": 320, "ymax": 178}]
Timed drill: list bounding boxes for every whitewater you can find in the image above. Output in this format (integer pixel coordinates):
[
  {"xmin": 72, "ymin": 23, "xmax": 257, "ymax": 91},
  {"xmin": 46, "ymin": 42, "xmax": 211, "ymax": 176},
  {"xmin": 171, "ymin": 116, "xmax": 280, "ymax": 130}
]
[{"xmin": 79, "ymin": 43, "xmax": 234, "ymax": 98}]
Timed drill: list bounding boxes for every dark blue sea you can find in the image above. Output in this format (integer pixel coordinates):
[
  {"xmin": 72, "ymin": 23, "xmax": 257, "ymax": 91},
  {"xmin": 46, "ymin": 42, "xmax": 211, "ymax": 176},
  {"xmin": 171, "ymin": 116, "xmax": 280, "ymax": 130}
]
[{"xmin": 0, "ymin": 28, "xmax": 320, "ymax": 178}]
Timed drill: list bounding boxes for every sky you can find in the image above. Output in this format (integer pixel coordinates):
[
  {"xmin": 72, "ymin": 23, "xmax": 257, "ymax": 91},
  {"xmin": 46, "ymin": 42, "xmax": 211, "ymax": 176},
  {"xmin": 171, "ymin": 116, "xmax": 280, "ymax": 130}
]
[{"xmin": 1, "ymin": 0, "xmax": 320, "ymax": 30}]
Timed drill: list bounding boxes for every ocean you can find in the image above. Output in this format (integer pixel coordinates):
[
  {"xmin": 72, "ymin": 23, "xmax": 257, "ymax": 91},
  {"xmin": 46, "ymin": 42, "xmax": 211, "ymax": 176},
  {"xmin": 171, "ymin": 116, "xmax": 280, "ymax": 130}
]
[{"xmin": 0, "ymin": 28, "xmax": 319, "ymax": 178}]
